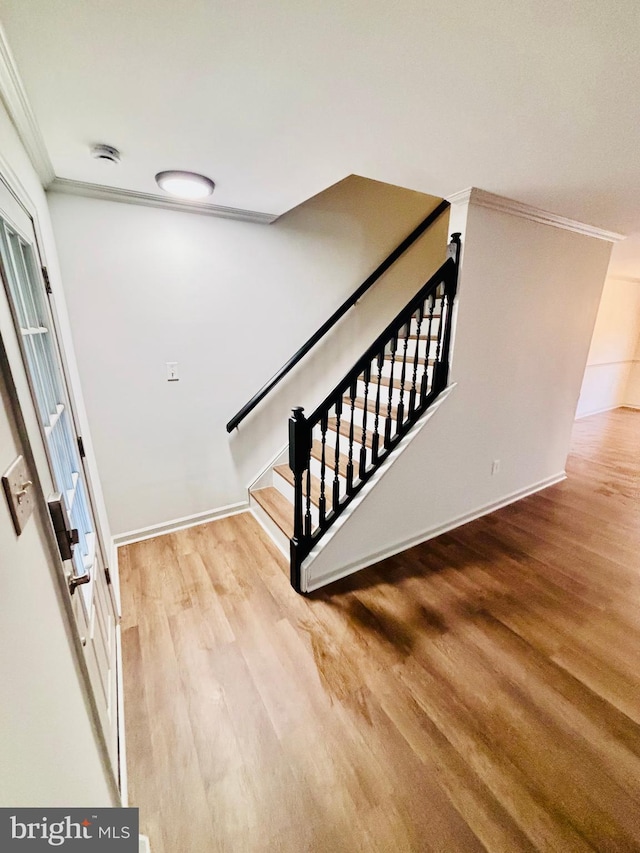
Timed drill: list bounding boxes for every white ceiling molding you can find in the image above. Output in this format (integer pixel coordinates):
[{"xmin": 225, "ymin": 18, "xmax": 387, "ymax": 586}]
[
  {"xmin": 607, "ymin": 275, "xmax": 640, "ymax": 283},
  {"xmin": 0, "ymin": 22, "xmax": 55, "ymax": 187},
  {"xmin": 48, "ymin": 178, "xmax": 278, "ymax": 225},
  {"xmin": 0, "ymin": 22, "xmax": 275, "ymax": 224},
  {"xmin": 448, "ymin": 187, "xmax": 626, "ymax": 243}
]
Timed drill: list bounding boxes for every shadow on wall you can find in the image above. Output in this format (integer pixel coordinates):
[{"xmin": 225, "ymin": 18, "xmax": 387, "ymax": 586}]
[{"xmin": 228, "ymin": 174, "xmax": 449, "ymax": 487}]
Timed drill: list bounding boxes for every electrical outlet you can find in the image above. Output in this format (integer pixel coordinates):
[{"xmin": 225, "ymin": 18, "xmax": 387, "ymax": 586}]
[
  {"xmin": 491, "ymin": 459, "xmax": 500, "ymax": 475},
  {"xmin": 166, "ymin": 362, "xmax": 179, "ymax": 382}
]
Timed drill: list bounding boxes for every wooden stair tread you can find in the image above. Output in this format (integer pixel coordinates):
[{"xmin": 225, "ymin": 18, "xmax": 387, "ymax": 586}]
[
  {"xmin": 274, "ymin": 465, "xmax": 324, "ymax": 507},
  {"xmin": 362, "ymin": 373, "xmax": 401, "ymax": 389},
  {"xmin": 252, "ymin": 487, "xmax": 293, "ymax": 538},
  {"xmin": 328, "ymin": 417, "xmax": 375, "ymax": 449},
  {"xmin": 384, "ymin": 353, "xmax": 436, "ymax": 364},
  {"xmin": 311, "ymin": 439, "xmax": 349, "ymax": 477},
  {"xmin": 343, "ymin": 394, "xmax": 398, "ymax": 419},
  {"xmin": 357, "ymin": 370, "xmax": 433, "ymax": 389}
]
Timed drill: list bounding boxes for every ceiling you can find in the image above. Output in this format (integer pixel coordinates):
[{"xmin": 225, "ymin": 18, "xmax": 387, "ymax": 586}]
[{"xmin": 1, "ymin": 0, "xmax": 640, "ymax": 261}]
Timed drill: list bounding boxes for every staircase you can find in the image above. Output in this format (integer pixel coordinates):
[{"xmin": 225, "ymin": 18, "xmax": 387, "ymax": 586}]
[
  {"xmin": 250, "ymin": 305, "xmax": 444, "ymax": 541},
  {"xmin": 228, "ymin": 207, "xmax": 460, "ymax": 593}
]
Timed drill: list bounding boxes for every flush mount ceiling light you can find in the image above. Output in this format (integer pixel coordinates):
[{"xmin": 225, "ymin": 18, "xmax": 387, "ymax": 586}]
[{"xmin": 155, "ymin": 170, "xmax": 215, "ymax": 200}]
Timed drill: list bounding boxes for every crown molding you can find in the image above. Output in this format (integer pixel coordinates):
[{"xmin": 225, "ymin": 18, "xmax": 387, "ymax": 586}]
[
  {"xmin": 447, "ymin": 187, "xmax": 626, "ymax": 243},
  {"xmin": 0, "ymin": 23, "xmax": 55, "ymax": 187},
  {"xmin": 0, "ymin": 24, "xmax": 275, "ymax": 223},
  {"xmin": 48, "ymin": 178, "xmax": 279, "ymax": 224}
]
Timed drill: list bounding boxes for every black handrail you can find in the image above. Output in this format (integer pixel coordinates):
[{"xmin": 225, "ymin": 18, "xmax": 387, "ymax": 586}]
[
  {"xmin": 226, "ymin": 198, "xmax": 450, "ymax": 432},
  {"xmin": 287, "ymin": 233, "xmax": 461, "ymax": 591}
]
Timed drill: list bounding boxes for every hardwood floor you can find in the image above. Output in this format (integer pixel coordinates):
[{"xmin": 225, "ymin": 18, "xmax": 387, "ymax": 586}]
[{"xmin": 119, "ymin": 408, "xmax": 640, "ymax": 852}]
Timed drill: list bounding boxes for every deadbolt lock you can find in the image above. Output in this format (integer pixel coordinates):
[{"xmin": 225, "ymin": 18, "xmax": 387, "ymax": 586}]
[{"xmin": 47, "ymin": 495, "xmax": 89, "ymax": 595}]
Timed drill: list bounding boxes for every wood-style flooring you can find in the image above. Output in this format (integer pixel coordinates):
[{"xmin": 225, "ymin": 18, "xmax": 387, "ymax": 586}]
[{"xmin": 119, "ymin": 408, "xmax": 640, "ymax": 852}]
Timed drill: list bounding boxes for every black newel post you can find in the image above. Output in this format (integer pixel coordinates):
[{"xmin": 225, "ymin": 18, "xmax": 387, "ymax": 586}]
[
  {"xmin": 434, "ymin": 232, "xmax": 462, "ymax": 391},
  {"xmin": 448, "ymin": 231, "xmax": 462, "ymax": 283},
  {"xmin": 289, "ymin": 406, "xmax": 311, "ymax": 592}
]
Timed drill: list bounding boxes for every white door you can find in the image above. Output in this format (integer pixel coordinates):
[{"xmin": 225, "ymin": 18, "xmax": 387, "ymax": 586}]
[{"xmin": 0, "ymin": 176, "xmax": 120, "ymax": 779}]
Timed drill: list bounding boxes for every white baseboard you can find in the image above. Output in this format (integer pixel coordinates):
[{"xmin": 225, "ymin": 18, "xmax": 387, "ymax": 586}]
[
  {"xmin": 110, "ymin": 541, "xmax": 122, "ymax": 618},
  {"xmin": 116, "ymin": 624, "xmax": 127, "ymax": 806},
  {"xmin": 574, "ymin": 404, "xmax": 622, "ymax": 420},
  {"xmin": 307, "ymin": 471, "xmax": 566, "ymax": 592},
  {"xmin": 113, "ymin": 501, "xmax": 249, "ymax": 547},
  {"xmin": 115, "ymin": 625, "xmax": 127, "ymax": 804}
]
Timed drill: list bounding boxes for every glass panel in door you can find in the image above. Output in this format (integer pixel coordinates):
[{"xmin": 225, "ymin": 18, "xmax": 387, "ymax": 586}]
[{"xmin": 0, "ymin": 221, "xmax": 95, "ymax": 599}]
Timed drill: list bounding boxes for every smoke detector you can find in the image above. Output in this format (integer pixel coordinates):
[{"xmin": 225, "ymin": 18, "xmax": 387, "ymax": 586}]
[{"xmin": 90, "ymin": 144, "xmax": 121, "ymax": 164}]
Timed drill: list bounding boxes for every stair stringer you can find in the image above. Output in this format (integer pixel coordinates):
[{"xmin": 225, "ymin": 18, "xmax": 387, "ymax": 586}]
[
  {"xmin": 248, "ymin": 442, "xmax": 289, "ymax": 492},
  {"xmin": 248, "ymin": 442, "xmax": 290, "ymax": 556},
  {"xmin": 300, "ymin": 383, "xmax": 457, "ymax": 592}
]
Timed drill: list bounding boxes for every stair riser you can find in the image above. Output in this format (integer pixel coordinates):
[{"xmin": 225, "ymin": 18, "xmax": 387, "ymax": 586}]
[
  {"xmin": 249, "ymin": 495, "xmax": 290, "ymax": 556},
  {"xmin": 270, "ymin": 421, "xmax": 411, "ymax": 539},
  {"xmin": 315, "ymin": 397, "xmax": 427, "ymax": 435},
  {"xmin": 350, "ymin": 399, "xmax": 399, "ymax": 425},
  {"xmin": 308, "ymin": 453, "xmax": 347, "ymax": 486},
  {"xmin": 314, "ymin": 427, "xmax": 390, "ymax": 472},
  {"xmin": 340, "ymin": 343, "xmax": 438, "ymax": 375},
  {"xmin": 273, "ymin": 465, "xmax": 372, "ymax": 537},
  {"xmin": 308, "ymin": 367, "xmax": 436, "ymax": 421},
  {"xmin": 355, "ymin": 378, "xmax": 431, "ymax": 405},
  {"xmin": 406, "ymin": 315, "xmax": 443, "ymax": 336},
  {"xmin": 384, "ymin": 356, "xmax": 438, "ymax": 378},
  {"xmin": 351, "ymin": 381, "xmax": 431, "ymax": 409},
  {"xmin": 273, "ymin": 475, "xmax": 321, "ymax": 526},
  {"xmin": 311, "ymin": 375, "xmax": 435, "ymax": 432},
  {"xmin": 272, "ymin": 467, "xmax": 293, "ymax": 503},
  {"xmin": 356, "ymin": 360, "xmax": 436, "ymax": 385},
  {"xmin": 273, "ymin": 462, "xmax": 341, "ymax": 508}
]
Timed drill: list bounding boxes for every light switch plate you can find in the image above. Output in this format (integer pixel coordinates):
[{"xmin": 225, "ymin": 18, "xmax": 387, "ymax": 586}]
[{"xmin": 2, "ymin": 454, "xmax": 35, "ymax": 535}]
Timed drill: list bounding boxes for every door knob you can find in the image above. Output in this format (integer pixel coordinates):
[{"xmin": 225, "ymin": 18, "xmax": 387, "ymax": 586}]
[{"xmin": 68, "ymin": 569, "xmax": 90, "ymax": 596}]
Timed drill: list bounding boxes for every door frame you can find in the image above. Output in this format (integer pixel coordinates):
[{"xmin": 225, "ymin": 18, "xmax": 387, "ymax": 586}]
[{"xmin": 0, "ymin": 152, "xmax": 122, "ymax": 801}]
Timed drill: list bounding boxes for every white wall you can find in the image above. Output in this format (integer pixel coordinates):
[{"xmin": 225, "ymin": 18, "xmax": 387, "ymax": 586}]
[
  {"xmin": 48, "ymin": 177, "xmax": 448, "ymax": 536},
  {"xmin": 0, "ymin": 100, "xmax": 116, "ymax": 805},
  {"xmin": 625, "ymin": 331, "xmax": 640, "ymax": 407},
  {"xmin": 307, "ymin": 198, "xmax": 612, "ymax": 587},
  {"xmin": 575, "ymin": 276, "xmax": 640, "ymax": 417}
]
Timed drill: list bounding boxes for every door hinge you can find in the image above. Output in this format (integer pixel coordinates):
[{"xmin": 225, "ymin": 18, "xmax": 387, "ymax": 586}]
[
  {"xmin": 41, "ymin": 266, "xmax": 52, "ymax": 294},
  {"xmin": 105, "ymin": 567, "xmax": 112, "ymax": 585},
  {"xmin": 77, "ymin": 435, "xmax": 86, "ymax": 458}
]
